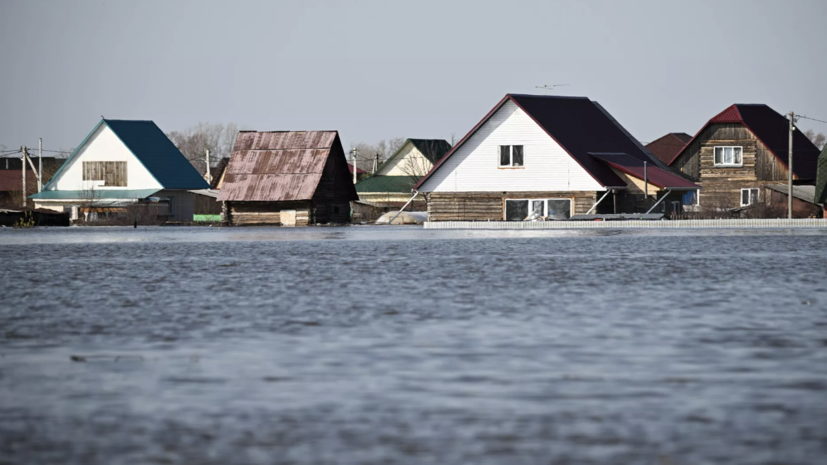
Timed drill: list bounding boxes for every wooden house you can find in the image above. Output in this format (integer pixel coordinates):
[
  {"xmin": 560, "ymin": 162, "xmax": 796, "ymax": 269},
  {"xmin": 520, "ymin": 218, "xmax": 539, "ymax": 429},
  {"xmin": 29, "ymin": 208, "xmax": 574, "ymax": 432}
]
[
  {"xmin": 355, "ymin": 138, "xmax": 451, "ymax": 210},
  {"xmin": 668, "ymin": 104, "xmax": 821, "ymax": 211},
  {"xmin": 414, "ymin": 94, "xmax": 698, "ymax": 221},
  {"xmin": 646, "ymin": 133, "xmax": 692, "ymax": 165},
  {"xmin": 29, "ymin": 119, "xmax": 209, "ymax": 221},
  {"xmin": 217, "ymin": 130, "xmax": 358, "ymax": 226}
]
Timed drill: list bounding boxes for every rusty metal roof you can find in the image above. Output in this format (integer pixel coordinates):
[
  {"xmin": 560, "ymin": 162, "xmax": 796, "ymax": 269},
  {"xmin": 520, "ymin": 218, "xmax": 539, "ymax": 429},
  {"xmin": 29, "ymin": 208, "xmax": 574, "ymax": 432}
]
[{"xmin": 217, "ymin": 131, "xmax": 339, "ymax": 202}]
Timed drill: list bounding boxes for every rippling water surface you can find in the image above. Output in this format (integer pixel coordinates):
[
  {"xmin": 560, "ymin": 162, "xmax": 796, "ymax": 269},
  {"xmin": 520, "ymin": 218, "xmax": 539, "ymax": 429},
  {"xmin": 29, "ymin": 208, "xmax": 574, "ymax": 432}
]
[{"xmin": 1, "ymin": 226, "xmax": 827, "ymax": 465}]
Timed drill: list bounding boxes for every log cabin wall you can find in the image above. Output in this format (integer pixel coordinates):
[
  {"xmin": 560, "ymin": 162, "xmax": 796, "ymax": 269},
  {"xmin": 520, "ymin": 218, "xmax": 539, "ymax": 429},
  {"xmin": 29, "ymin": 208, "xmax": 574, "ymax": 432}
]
[
  {"xmin": 426, "ymin": 191, "xmax": 600, "ymax": 221},
  {"xmin": 672, "ymin": 123, "xmax": 790, "ymax": 209},
  {"xmin": 226, "ymin": 201, "xmax": 311, "ymax": 226}
]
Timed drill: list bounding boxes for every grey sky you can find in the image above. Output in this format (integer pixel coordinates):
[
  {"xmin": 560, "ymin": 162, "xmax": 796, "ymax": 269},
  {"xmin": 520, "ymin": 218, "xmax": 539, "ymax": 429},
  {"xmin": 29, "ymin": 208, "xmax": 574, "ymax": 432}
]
[{"xmin": 2, "ymin": 0, "xmax": 826, "ymax": 153}]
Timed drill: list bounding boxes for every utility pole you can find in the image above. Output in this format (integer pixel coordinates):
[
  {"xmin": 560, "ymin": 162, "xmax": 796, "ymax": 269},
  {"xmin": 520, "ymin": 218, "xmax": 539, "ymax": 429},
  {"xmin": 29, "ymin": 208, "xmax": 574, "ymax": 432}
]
[
  {"xmin": 788, "ymin": 112, "xmax": 796, "ymax": 219},
  {"xmin": 38, "ymin": 138, "xmax": 43, "ymax": 192},
  {"xmin": 205, "ymin": 149, "xmax": 212, "ymax": 184},
  {"xmin": 21, "ymin": 146, "xmax": 28, "ymax": 208},
  {"xmin": 373, "ymin": 153, "xmax": 379, "ymax": 174},
  {"xmin": 350, "ymin": 148, "xmax": 358, "ymax": 184}
]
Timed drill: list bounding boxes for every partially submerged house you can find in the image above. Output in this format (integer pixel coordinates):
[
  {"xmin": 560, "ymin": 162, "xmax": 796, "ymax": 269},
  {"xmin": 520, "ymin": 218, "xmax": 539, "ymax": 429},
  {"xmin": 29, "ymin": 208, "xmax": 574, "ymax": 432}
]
[
  {"xmin": 217, "ymin": 130, "xmax": 358, "ymax": 226},
  {"xmin": 646, "ymin": 133, "xmax": 692, "ymax": 165},
  {"xmin": 29, "ymin": 119, "xmax": 209, "ymax": 221},
  {"xmin": 355, "ymin": 138, "xmax": 451, "ymax": 211},
  {"xmin": 414, "ymin": 94, "xmax": 698, "ymax": 221},
  {"xmin": 668, "ymin": 104, "xmax": 821, "ymax": 212}
]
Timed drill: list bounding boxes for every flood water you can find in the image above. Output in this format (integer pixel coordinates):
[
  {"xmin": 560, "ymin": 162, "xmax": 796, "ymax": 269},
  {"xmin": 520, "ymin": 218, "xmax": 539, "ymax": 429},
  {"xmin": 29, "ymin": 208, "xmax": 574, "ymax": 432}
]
[{"xmin": 1, "ymin": 226, "xmax": 826, "ymax": 465}]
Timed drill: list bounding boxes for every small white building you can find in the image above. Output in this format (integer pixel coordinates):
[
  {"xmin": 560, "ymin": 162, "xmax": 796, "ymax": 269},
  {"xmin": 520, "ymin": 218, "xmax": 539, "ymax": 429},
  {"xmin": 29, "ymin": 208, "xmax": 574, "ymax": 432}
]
[
  {"xmin": 30, "ymin": 119, "xmax": 209, "ymax": 221},
  {"xmin": 355, "ymin": 139, "xmax": 451, "ymax": 209}
]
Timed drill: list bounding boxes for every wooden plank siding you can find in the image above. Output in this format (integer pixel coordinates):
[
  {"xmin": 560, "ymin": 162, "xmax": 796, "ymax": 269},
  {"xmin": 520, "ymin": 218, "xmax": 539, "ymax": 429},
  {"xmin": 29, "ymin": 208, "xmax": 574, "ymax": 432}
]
[
  {"xmin": 671, "ymin": 123, "xmax": 790, "ymax": 209},
  {"xmin": 227, "ymin": 201, "xmax": 312, "ymax": 226},
  {"xmin": 82, "ymin": 161, "xmax": 127, "ymax": 187},
  {"xmin": 426, "ymin": 191, "xmax": 601, "ymax": 221}
]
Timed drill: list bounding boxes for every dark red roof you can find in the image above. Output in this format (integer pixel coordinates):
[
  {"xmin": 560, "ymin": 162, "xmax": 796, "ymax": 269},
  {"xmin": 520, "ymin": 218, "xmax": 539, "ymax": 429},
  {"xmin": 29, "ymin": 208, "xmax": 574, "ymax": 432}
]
[
  {"xmin": 667, "ymin": 104, "xmax": 821, "ymax": 180},
  {"xmin": 416, "ymin": 94, "xmax": 667, "ymax": 190},
  {"xmin": 590, "ymin": 153, "xmax": 699, "ymax": 189},
  {"xmin": 645, "ymin": 133, "xmax": 692, "ymax": 164},
  {"xmin": 347, "ymin": 163, "xmax": 367, "ymax": 174},
  {"xmin": 0, "ymin": 170, "xmax": 38, "ymax": 193}
]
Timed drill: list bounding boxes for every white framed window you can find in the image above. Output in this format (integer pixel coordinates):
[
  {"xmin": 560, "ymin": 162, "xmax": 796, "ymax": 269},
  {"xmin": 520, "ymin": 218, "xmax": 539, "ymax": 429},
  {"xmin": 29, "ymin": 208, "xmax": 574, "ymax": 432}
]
[
  {"xmin": 499, "ymin": 145, "xmax": 524, "ymax": 167},
  {"xmin": 504, "ymin": 198, "xmax": 571, "ymax": 221},
  {"xmin": 682, "ymin": 190, "xmax": 700, "ymax": 206},
  {"xmin": 740, "ymin": 188, "xmax": 759, "ymax": 207},
  {"xmin": 714, "ymin": 146, "xmax": 743, "ymax": 167}
]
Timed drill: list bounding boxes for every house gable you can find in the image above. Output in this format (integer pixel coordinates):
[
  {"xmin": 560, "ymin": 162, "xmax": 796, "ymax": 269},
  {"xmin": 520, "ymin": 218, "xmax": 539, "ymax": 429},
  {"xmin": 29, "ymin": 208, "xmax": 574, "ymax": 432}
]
[
  {"xmin": 46, "ymin": 122, "xmax": 163, "ymax": 192},
  {"xmin": 376, "ymin": 140, "xmax": 419, "ymax": 176},
  {"xmin": 417, "ymin": 99, "xmax": 604, "ymax": 193}
]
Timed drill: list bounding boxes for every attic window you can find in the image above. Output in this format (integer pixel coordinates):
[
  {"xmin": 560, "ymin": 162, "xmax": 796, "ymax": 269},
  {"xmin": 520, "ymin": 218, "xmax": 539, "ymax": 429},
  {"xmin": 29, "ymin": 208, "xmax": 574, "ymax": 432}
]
[
  {"xmin": 714, "ymin": 146, "xmax": 743, "ymax": 167},
  {"xmin": 82, "ymin": 161, "xmax": 127, "ymax": 186},
  {"xmin": 499, "ymin": 145, "xmax": 524, "ymax": 168}
]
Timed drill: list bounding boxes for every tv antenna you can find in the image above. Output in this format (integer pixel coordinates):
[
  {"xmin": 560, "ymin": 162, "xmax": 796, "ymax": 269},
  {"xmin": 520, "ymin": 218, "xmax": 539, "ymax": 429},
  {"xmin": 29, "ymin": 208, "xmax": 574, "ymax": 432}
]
[{"xmin": 535, "ymin": 84, "xmax": 570, "ymax": 95}]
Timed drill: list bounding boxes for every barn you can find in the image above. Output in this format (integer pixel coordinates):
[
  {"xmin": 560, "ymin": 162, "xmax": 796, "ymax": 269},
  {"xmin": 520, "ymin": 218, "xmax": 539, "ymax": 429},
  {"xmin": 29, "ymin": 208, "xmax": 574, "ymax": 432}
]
[{"xmin": 217, "ymin": 131, "xmax": 358, "ymax": 226}]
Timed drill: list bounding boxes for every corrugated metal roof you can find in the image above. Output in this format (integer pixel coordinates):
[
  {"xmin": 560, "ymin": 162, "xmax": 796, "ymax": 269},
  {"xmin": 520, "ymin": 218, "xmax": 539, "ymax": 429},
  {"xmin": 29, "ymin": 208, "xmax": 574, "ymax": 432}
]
[
  {"xmin": 217, "ymin": 131, "xmax": 339, "ymax": 202},
  {"xmin": 408, "ymin": 139, "xmax": 452, "ymax": 164},
  {"xmin": 29, "ymin": 189, "xmax": 161, "ymax": 200},
  {"xmin": 355, "ymin": 175, "xmax": 416, "ymax": 193},
  {"xmin": 590, "ymin": 153, "xmax": 699, "ymax": 189},
  {"xmin": 765, "ymin": 184, "xmax": 819, "ymax": 205}
]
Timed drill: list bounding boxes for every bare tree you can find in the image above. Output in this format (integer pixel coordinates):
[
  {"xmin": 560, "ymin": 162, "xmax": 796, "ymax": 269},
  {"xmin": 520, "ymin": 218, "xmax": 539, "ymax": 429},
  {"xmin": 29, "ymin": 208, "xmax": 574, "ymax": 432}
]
[
  {"xmin": 166, "ymin": 123, "xmax": 244, "ymax": 176},
  {"xmin": 804, "ymin": 129, "xmax": 826, "ymax": 150},
  {"xmin": 349, "ymin": 137, "xmax": 407, "ymax": 171}
]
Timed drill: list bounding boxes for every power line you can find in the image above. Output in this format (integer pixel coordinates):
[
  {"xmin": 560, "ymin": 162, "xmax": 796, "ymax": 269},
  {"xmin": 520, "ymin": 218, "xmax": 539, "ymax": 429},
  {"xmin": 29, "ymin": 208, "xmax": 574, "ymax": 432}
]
[{"xmin": 798, "ymin": 115, "xmax": 827, "ymax": 125}]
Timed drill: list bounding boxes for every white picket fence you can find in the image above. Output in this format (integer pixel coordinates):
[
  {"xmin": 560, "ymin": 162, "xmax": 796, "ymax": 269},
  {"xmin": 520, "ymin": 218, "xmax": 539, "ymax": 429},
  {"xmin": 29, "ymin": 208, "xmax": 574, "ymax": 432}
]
[{"xmin": 424, "ymin": 219, "xmax": 827, "ymax": 230}]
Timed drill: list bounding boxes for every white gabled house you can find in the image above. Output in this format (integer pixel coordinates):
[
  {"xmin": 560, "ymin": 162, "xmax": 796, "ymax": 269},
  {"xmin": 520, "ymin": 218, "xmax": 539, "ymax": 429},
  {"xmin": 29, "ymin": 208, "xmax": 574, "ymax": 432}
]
[
  {"xmin": 355, "ymin": 138, "xmax": 451, "ymax": 210},
  {"xmin": 414, "ymin": 94, "xmax": 699, "ymax": 221},
  {"xmin": 30, "ymin": 119, "xmax": 209, "ymax": 221}
]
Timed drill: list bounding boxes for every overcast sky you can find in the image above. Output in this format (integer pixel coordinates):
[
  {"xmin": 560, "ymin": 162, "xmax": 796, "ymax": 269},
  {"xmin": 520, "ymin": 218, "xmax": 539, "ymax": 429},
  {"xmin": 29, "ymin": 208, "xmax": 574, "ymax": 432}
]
[{"xmin": 1, "ymin": 0, "xmax": 826, "ymax": 153}]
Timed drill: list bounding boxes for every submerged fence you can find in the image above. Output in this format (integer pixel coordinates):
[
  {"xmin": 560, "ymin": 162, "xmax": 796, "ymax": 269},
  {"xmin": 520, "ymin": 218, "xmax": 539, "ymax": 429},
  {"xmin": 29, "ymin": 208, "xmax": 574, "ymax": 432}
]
[{"xmin": 424, "ymin": 219, "xmax": 827, "ymax": 230}]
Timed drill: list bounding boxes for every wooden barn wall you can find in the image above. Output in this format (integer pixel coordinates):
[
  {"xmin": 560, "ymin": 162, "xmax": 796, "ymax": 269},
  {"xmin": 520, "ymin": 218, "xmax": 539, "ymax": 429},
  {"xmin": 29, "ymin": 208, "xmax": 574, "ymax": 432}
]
[
  {"xmin": 426, "ymin": 191, "xmax": 599, "ymax": 221},
  {"xmin": 193, "ymin": 194, "xmax": 222, "ymax": 214},
  {"xmin": 227, "ymin": 201, "xmax": 311, "ymax": 226},
  {"xmin": 311, "ymin": 135, "xmax": 358, "ymax": 224}
]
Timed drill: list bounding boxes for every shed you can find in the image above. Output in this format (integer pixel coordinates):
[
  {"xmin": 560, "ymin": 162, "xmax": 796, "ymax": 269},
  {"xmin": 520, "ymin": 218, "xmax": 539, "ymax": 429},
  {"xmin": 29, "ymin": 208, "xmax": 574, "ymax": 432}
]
[{"xmin": 217, "ymin": 131, "xmax": 358, "ymax": 226}]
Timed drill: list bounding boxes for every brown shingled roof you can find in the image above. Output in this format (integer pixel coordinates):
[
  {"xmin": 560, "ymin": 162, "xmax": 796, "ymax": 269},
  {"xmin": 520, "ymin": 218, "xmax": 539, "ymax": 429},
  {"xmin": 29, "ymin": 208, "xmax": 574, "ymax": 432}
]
[{"xmin": 645, "ymin": 133, "xmax": 692, "ymax": 164}]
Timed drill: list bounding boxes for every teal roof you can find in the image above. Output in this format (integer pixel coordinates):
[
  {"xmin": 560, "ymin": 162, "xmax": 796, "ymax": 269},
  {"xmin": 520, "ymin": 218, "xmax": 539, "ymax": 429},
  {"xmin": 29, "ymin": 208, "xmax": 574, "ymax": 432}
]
[
  {"xmin": 30, "ymin": 189, "xmax": 161, "ymax": 200},
  {"xmin": 45, "ymin": 119, "xmax": 209, "ymax": 191},
  {"xmin": 816, "ymin": 145, "xmax": 827, "ymax": 204},
  {"xmin": 355, "ymin": 175, "xmax": 417, "ymax": 193}
]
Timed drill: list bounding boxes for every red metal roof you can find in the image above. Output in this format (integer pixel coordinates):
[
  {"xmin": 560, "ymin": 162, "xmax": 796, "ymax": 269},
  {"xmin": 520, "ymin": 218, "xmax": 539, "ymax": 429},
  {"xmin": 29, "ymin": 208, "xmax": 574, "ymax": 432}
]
[
  {"xmin": 709, "ymin": 105, "xmax": 743, "ymax": 124},
  {"xmin": 645, "ymin": 133, "xmax": 692, "ymax": 164},
  {"xmin": 347, "ymin": 163, "xmax": 367, "ymax": 174},
  {"xmin": 666, "ymin": 104, "xmax": 821, "ymax": 179},
  {"xmin": 590, "ymin": 153, "xmax": 699, "ymax": 189},
  {"xmin": 217, "ymin": 131, "xmax": 339, "ymax": 202}
]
